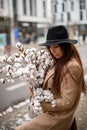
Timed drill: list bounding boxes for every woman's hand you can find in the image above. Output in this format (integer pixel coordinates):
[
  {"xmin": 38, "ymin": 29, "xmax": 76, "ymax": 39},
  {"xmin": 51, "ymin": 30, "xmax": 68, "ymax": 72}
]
[{"xmin": 40, "ymin": 101, "xmax": 48, "ymax": 112}]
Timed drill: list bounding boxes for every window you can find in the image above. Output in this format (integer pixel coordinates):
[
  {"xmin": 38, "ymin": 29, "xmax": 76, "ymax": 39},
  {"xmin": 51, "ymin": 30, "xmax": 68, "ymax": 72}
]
[
  {"xmin": 62, "ymin": 3, "xmax": 65, "ymax": 12},
  {"xmin": 51, "ymin": 0, "xmax": 57, "ymax": 14},
  {"xmin": 67, "ymin": 12, "xmax": 71, "ymax": 21},
  {"xmin": 33, "ymin": 0, "xmax": 37, "ymax": 16},
  {"xmin": 43, "ymin": 1, "xmax": 46, "ymax": 17},
  {"xmin": 29, "ymin": 0, "xmax": 33, "ymax": 16},
  {"xmin": 13, "ymin": 0, "xmax": 17, "ymax": 19},
  {"xmin": 23, "ymin": 0, "xmax": 27, "ymax": 15},
  {"xmin": 80, "ymin": 11, "xmax": 83, "ymax": 20},
  {"xmin": 29, "ymin": 0, "xmax": 37, "ymax": 16},
  {"xmin": 54, "ymin": 3, "xmax": 57, "ymax": 13},
  {"xmin": 61, "ymin": 13, "xmax": 64, "ymax": 22},
  {"xmin": 71, "ymin": 1, "xmax": 74, "ymax": 11},
  {"xmin": 79, "ymin": 0, "xmax": 85, "ymax": 10},
  {"xmin": 0, "ymin": 0, "xmax": 4, "ymax": 8}
]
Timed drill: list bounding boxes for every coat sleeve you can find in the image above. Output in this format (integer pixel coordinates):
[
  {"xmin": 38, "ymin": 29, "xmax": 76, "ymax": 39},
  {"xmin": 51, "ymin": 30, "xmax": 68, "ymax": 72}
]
[{"xmin": 41, "ymin": 64, "xmax": 82, "ymax": 112}]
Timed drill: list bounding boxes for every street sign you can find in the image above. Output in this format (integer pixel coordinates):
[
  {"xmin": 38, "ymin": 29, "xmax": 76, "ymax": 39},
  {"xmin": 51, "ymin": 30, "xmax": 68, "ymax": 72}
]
[{"xmin": 0, "ymin": 33, "xmax": 7, "ymax": 46}]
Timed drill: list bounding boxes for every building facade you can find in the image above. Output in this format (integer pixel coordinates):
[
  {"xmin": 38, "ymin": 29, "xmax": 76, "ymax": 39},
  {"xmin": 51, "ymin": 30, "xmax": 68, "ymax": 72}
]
[
  {"xmin": 0, "ymin": 0, "xmax": 87, "ymax": 45},
  {"xmin": 51, "ymin": 0, "xmax": 87, "ymax": 43},
  {"xmin": 0, "ymin": 0, "xmax": 52, "ymax": 45}
]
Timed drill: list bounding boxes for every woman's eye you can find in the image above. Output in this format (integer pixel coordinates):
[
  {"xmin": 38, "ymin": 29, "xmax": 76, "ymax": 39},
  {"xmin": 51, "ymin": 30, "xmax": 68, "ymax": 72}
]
[{"xmin": 54, "ymin": 45, "xmax": 59, "ymax": 48}]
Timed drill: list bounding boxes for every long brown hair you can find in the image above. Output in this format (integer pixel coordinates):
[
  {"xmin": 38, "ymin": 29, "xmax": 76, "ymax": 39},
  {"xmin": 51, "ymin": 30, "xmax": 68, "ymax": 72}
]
[{"xmin": 48, "ymin": 43, "xmax": 86, "ymax": 96}]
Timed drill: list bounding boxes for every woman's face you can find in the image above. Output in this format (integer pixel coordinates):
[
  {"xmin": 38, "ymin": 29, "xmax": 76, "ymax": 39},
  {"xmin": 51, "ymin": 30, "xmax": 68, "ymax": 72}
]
[{"xmin": 49, "ymin": 45, "xmax": 64, "ymax": 59}]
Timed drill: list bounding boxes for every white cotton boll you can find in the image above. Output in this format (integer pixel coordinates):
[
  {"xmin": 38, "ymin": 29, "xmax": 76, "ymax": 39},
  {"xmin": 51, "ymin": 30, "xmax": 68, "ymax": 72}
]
[
  {"xmin": 34, "ymin": 107, "xmax": 39, "ymax": 112},
  {"xmin": 1, "ymin": 55, "xmax": 8, "ymax": 62},
  {"xmin": 40, "ymin": 59, "xmax": 45, "ymax": 63},
  {"xmin": 38, "ymin": 78, "xmax": 44, "ymax": 84},
  {"xmin": 24, "ymin": 56, "xmax": 30, "ymax": 63},
  {"xmin": 14, "ymin": 57, "xmax": 22, "ymax": 62},
  {"xmin": 51, "ymin": 100, "xmax": 56, "ymax": 105},
  {"xmin": 31, "ymin": 54, "xmax": 36, "ymax": 59},
  {"xmin": 33, "ymin": 100, "xmax": 39, "ymax": 104},
  {"xmin": 13, "ymin": 73, "xmax": 18, "ymax": 78},
  {"xmin": 6, "ymin": 72, "xmax": 11, "ymax": 77},
  {"xmin": 34, "ymin": 102, "xmax": 40, "ymax": 107},
  {"xmin": 41, "ymin": 55, "xmax": 45, "ymax": 59},
  {"xmin": 42, "ymin": 65, "xmax": 46, "ymax": 69},
  {"xmin": 40, "ymin": 69, "xmax": 45, "ymax": 74},
  {"xmin": 40, "ymin": 50, "xmax": 45, "ymax": 53},
  {"xmin": 14, "ymin": 52, "xmax": 20, "ymax": 58},
  {"xmin": 34, "ymin": 96, "xmax": 41, "ymax": 100},
  {"xmin": 20, "ymin": 53, "xmax": 25, "ymax": 59},
  {"xmin": 16, "ymin": 42, "xmax": 22, "ymax": 48},
  {"xmin": 25, "ymin": 49, "xmax": 31, "ymax": 54},
  {"xmin": 26, "ymin": 53, "xmax": 30, "ymax": 58},
  {"xmin": 29, "ymin": 75, "xmax": 35, "ymax": 79},
  {"xmin": 6, "ymin": 107, "xmax": 13, "ymax": 113},
  {"xmin": 39, "ymin": 72, "xmax": 44, "ymax": 78},
  {"xmin": 14, "ymin": 63, "xmax": 22, "ymax": 68},
  {"xmin": 45, "ymin": 59, "xmax": 50, "ymax": 65},
  {"xmin": 13, "ymin": 71, "xmax": 20, "ymax": 78},
  {"xmin": 30, "ymin": 69, "xmax": 35, "ymax": 74},
  {"xmin": 8, "ymin": 69, "xmax": 13, "ymax": 73},
  {"xmin": 19, "ymin": 45, "xmax": 24, "ymax": 52},
  {"xmin": 30, "ymin": 48, "xmax": 36, "ymax": 52},
  {"xmin": 29, "ymin": 51, "xmax": 35, "ymax": 56},
  {"xmin": 7, "ymin": 79, "xmax": 11, "ymax": 82},
  {"xmin": 34, "ymin": 88, "xmax": 43, "ymax": 96},
  {"xmin": 43, "ymin": 90, "xmax": 48, "ymax": 95},
  {"xmin": 18, "ymin": 68, "xmax": 24, "ymax": 73},
  {"xmin": 32, "ymin": 60, "xmax": 37, "ymax": 64},
  {"xmin": 38, "ymin": 66, "xmax": 42, "ymax": 71},
  {"xmin": 37, "ymin": 56, "xmax": 41, "ymax": 60},
  {"xmin": 37, "ymin": 51, "xmax": 40, "ymax": 55},
  {"xmin": 16, "ymin": 70, "xmax": 23, "ymax": 76},
  {"xmin": 44, "ymin": 95, "xmax": 48, "ymax": 100},
  {"xmin": 23, "ymin": 68, "xmax": 29, "ymax": 74},
  {"xmin": 2, "ymin": 67, "xmax": 6, "ymax": 72},
  {"xmin": 5, "ymin": 65, "xmax": 11, "ymax": 71},
  {"xmin": 52, "ymin": 104, "xmax": 56, "ymax": 107},
  {"xmin": 18, "ymin": 57, "xmax": 24, "ymax": 62},
  {"xmin": 28, "ymin": 63, "xmax": 34, "ymax": 69},
  {"xmin": 7, "ymin": 56, "xmax": 14, "ymax": 63},
  {"xmin": 38, "ymin": 107, "xmax": 43, "ymax": 112},
  {"xmin": 0, "ymin": 78, "xmax": 5, "ymax": 84},
  {"xmin": 39, "ymin": 95, "xmax": 44, "ymax": 102}
]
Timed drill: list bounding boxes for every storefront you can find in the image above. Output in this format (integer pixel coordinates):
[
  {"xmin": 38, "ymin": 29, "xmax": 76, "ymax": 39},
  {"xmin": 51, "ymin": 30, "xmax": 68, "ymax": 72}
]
[
  {"xmin": 14, "ymin": 21, "xmax": 45, "ymax": 44},
  {"xmin": 78, "ymin": 24, "xmax": 87, "ymax": 42},
  {"xmin": 0, "ymin": 17, "xmax": 10, "ymax": 46}
]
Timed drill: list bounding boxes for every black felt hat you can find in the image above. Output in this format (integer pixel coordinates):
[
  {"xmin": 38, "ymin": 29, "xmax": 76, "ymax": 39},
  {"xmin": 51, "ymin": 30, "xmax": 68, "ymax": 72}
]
[{"xmin": 39, "ymin": 25, "xmax": 78, "ymax": 46}]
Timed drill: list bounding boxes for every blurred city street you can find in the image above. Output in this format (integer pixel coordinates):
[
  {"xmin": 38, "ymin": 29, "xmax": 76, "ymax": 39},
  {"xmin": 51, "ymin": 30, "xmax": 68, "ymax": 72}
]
[{"xmin": 0, "ymin": 43, "xmax": 87, "ymax": 130}]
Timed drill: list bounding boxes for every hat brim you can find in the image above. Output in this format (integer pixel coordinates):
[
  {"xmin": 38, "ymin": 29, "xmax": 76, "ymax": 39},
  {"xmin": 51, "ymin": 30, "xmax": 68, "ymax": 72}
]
[{"xmin": 39, "ymin": 39, "xmax": 78, "ymax": 46}]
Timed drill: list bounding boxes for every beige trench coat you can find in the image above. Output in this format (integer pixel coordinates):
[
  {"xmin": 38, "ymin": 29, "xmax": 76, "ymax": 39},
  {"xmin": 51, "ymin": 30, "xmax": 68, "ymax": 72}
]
[{"xmin": 15, "ymin": 58, "xmax": 82, "ymax": 130}]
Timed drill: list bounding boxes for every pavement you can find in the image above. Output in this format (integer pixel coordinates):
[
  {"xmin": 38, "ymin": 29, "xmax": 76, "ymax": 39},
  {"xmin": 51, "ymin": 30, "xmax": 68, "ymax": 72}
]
[{"xmin": 0, "ymin": 43, "xmax": 87, "ymax": 130}]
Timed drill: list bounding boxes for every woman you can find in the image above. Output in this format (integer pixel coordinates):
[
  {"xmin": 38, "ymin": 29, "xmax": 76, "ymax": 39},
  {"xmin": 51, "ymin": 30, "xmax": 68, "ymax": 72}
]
[{"xmin": 15, "ymin": 25, "xmax": 87, "ymax": 130}]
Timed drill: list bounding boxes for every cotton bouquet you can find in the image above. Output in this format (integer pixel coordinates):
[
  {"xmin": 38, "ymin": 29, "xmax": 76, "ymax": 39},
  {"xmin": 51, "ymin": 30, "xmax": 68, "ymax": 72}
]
[{"xmin": 0, "ymin": 42, "xmax": 56, "ymax": 116}]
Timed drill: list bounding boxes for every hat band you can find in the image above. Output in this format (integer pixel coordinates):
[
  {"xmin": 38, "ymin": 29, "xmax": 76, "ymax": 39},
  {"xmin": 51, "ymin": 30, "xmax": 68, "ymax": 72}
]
[{"xmin": 46, "ymin": 38, "xmax": 69, "ymax": 43}]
